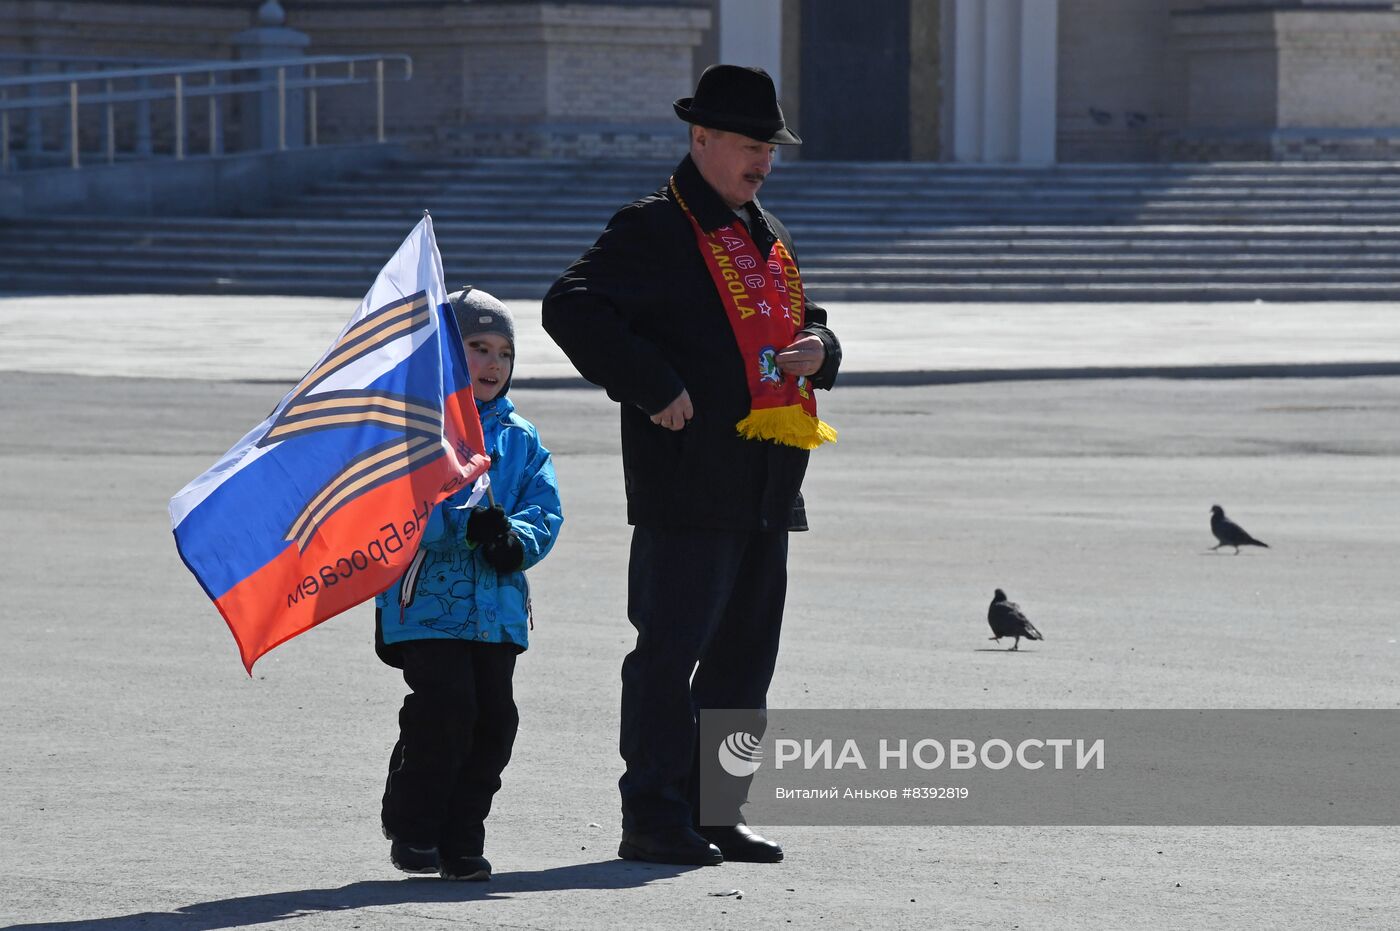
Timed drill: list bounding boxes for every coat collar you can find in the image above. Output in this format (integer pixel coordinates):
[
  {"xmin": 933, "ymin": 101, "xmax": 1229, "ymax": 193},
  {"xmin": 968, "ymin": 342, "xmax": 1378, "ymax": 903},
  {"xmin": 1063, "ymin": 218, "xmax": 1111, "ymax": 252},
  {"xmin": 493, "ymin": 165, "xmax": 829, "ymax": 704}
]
[
  {"xmin": 671, "ymin": 154, "xmax": 777, "ymax": 257},
  {"xmin": 476, "ymin": 393, "xmax": 515, "ymax": 424}
]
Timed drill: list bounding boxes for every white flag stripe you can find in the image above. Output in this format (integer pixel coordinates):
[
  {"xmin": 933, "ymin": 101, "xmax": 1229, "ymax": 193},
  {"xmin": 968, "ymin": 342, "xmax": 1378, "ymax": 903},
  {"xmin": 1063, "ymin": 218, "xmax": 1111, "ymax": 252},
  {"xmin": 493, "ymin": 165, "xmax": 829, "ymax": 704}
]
[{"xmin": 169, "ymin": 215, "xmax": 446, "ymax": 529}]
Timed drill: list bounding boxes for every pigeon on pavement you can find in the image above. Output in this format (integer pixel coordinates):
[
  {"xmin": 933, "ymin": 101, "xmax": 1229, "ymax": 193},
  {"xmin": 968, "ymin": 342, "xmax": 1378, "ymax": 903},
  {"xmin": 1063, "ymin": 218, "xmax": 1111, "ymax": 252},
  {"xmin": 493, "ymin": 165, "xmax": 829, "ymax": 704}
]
[
  {"xmin": 988, "ymin": 589, "xmax": 1044, "ymax": 651},
  {"xmin": 1209, "ymin": 505, "xmax": 1269, "ymax": 554}
]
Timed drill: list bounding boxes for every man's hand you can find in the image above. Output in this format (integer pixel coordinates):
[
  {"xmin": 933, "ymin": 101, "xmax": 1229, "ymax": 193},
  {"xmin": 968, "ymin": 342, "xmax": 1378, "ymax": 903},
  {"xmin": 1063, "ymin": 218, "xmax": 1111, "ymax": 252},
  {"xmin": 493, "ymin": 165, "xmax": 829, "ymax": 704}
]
[
  {"xmin": 650, "ymin": 388, "xmax": 693, "ymax": 431},
  {"xmin": 775, "ymin": 334, "xmax": 825, "ymax": 378}
]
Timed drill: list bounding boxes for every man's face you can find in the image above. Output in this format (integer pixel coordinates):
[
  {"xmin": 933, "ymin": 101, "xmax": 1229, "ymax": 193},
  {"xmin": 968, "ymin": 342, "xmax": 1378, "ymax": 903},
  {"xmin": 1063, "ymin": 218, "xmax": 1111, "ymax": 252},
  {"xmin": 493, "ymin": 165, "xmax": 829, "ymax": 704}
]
[
  {"xmin": 465, "ymin": 332, "xmax": 513, "ymax": 402},
  {"xmin": 691, "ymin": 126, "xmax": 777, "ymax": 210}
]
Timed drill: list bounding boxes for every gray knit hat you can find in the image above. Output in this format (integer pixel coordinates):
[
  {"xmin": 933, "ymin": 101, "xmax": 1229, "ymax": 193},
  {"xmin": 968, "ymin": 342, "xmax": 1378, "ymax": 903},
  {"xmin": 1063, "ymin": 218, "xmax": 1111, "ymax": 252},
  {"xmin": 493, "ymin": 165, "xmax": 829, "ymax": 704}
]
[{"xmin": 448, "ymin": 286, "xmax": 515, "ymax": 348}]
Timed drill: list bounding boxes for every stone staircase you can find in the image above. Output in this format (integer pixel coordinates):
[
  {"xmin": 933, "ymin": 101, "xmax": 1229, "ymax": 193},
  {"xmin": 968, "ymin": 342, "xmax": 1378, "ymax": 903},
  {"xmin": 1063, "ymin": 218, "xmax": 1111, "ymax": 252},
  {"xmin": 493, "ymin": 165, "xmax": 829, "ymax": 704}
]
[{"xmin": 6, "ymin": 158, "xmax": 1400, "ymax": 301}]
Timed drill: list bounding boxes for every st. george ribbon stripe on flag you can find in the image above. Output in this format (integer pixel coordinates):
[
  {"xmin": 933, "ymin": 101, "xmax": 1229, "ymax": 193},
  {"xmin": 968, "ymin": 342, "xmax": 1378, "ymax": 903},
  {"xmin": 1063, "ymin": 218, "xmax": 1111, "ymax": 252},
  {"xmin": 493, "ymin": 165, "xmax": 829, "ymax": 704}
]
[
  {"xmin": 169, "ymin": 214, "xmax": 490, "ymax": 673},
  {"xmin": 263, "ymin": 391, "xmax": 443, "ymax": 444},
  {"xmin": 286, "ymin": 434, "xmax": 443, "ymax": 551},
  {"xmin": 291, "ymin": 292, "xmax": 432, "ymax": 398},
  {"xmin": 172, "ymin": 321, "xmax": 465, "ymax": 595},
  {"xmin": 261, "ymin": 292, "xmax": 440, "ymax": 450},
  {"xmin": 268, "ymin": 294, "xmax": 456, "ymax": 550}
]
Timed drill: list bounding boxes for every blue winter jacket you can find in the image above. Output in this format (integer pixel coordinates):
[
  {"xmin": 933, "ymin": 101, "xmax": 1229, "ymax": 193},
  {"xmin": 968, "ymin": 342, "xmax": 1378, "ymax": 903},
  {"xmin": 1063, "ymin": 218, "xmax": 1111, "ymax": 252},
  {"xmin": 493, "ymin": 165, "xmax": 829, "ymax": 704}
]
[{"xmin": 375, "ymin": 394, "xmax": 562, "ymax": 652}]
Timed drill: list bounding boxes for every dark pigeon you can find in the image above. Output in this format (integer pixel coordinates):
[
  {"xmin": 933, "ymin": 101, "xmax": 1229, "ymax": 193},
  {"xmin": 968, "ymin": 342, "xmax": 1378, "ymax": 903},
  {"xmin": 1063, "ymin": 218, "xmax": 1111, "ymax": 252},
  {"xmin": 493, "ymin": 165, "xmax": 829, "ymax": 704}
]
[
  {"xmin": 1209, "ymin": 505, "xmax": 1269, "ymax": 554},
  {"xmin": 988, "ymin": 589, "xmax": 1044, "ymax": 651}
]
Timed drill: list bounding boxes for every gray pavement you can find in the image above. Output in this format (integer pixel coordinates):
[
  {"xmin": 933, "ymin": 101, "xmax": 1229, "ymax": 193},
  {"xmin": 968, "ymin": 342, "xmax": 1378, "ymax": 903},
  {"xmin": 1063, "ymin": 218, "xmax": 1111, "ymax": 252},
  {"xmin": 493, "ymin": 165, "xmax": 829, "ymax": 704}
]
[
  {"xmin": 2, "ymin": 294, "xmax": 1398, "ymax": 384},
  {"xmin": 2, "ymin": 294, "xmax": 1399, "ymax": 929}
]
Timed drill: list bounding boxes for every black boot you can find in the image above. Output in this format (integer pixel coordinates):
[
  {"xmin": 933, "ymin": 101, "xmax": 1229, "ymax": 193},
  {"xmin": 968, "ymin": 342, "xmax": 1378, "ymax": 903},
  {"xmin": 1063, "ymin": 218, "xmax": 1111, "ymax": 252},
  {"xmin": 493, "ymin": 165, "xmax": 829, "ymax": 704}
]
[
  {"xmin": 697, "ymin": 825, "xmax": 783, "ymax": 863},
  {"xmin": 619, "ymin": 826, "xmax": 723, "ymax": 865}
]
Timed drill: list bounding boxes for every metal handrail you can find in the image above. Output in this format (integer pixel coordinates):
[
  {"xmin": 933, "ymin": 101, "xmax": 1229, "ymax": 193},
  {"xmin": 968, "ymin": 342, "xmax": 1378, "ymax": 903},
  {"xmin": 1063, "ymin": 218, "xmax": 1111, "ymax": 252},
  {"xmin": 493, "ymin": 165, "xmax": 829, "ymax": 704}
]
[
  {"xmin": 0, "ymin": 52, "xmax": 413, "ymax": 172},
  {"xmin": 0, "ymin": 51, "xmax": 194, "ymax": 70},
  {"xmin": 0, "ymin": 53, "xmax": 411, "ymax": 89},
  {"xmin": 0, "ymin": 52, "xmax": 189, "ymax": 64},
  {"xmin": 0, "ymin": 74, "xmax": 395, "ymax": 112}
]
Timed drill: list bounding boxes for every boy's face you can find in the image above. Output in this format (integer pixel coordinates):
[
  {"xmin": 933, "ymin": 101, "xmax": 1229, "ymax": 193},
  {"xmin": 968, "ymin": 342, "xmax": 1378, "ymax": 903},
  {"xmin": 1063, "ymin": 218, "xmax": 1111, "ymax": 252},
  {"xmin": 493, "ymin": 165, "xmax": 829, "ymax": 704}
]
[{"xmin": 465, "ymin": 332, "xmax": 513, "ymax": 402}]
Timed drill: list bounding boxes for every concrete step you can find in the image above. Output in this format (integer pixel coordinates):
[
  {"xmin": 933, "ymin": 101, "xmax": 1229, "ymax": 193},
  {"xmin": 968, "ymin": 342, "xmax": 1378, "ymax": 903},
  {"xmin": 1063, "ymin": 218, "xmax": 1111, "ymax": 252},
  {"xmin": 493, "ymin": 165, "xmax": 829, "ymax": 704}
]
[
  {"xmin": 344, "ymin": 163, "xmax": 1400, "ymax": 192},
  {"xmin": 13, "ymin": 241, "xmax": 1400, "ymax": 271},
  {"xmin": 7, "ymin": 267, "xmax": 1400, "ymax": 303},
  {"xmin": 10, "ymin": 157, "xmax": 1400, "ymax": 301},
  {"xmin": 0, "ymin": 269, "xmax": 544, "ymax": 298},
  {"xmin": 11, "ymin": 251, "xmax": 1400, "ymax": 284},
  {"xmin": 5, "ymin": 222, "xmax": 1400, "ymax": 252},
  {"xmin": 373, "ymin": 156, "xmax": 1400, "ymax": 180},
  {"xmin": 298, "ymin": 179, "xmax": 1400, "ymax": 201},
  {"xmin": 807, "ymin": 281, "xmax": 1400, "ymax": 301},
  {"xmin": 252, "ymin": 203, "xmax": 1400, "ymax": 227},
  {"xmin": 19, "ymin": 214, "xmax": 1400, "ymax": 242},
  {"xmin": 264, "ymin": 192, "xmax": 1400, "ymax": 212}
]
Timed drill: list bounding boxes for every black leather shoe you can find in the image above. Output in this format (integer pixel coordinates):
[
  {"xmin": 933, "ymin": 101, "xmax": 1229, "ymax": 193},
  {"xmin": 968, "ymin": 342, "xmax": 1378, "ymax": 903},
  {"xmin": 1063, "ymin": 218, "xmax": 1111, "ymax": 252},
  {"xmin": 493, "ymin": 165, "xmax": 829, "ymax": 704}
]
[
  {"xmin": 619, "ymin": 827, "xmax": 723, "ymax": 866},
  {"xmin": 698, "ymin": 825, "xmax": 784, "ymax": 863}
]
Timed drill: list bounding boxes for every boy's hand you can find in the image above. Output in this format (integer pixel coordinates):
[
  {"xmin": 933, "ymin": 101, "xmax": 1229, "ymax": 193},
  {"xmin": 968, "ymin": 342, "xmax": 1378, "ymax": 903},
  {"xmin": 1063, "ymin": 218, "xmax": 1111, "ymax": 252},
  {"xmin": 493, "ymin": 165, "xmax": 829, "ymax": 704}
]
[
  {"xmin": 483, "ymin": 530, "xmax": 525, "ymax": 573},
  {"xmin": 466, "ymin": 505, "xmax": 510, "ymax": 544}
]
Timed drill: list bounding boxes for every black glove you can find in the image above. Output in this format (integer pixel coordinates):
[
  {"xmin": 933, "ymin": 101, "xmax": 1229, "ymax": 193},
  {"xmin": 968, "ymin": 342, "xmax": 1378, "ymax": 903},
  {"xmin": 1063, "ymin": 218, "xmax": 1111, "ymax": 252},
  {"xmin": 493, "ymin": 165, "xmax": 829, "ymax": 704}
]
[
  {"xmin": 466, "ymin": 504, "xmax": 509, "ymax": 545},
  {"xmin": 482, "ymin": 530, "xmax": 524, "ymax": 573}
]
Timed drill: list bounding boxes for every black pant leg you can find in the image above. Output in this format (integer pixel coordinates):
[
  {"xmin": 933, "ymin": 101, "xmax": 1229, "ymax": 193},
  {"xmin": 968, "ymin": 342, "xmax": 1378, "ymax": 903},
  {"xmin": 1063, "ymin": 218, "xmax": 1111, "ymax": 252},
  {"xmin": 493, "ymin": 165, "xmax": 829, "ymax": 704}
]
[
  {"xmin": 441, "ymin": 642, "xmax": 519, "ymax": 856},
  {"xmin": 692, "ymin": 530, "xmax": 789, "ymax": 708},
  {"xmin": 381, "ymin": 640, "xmax": 479, "ymax": 845},
  {"xmin": 619, "ymin": 525, "xmax": 747, "ymax": 832},
  {"xmin": 689, "ymin": 530, "xmax": 789, "ymax": 824}
]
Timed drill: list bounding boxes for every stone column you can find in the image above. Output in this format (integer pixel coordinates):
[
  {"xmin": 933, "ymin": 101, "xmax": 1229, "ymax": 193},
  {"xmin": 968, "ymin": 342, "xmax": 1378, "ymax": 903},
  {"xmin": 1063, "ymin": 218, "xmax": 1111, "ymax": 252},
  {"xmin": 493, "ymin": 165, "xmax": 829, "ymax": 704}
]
[
  {"xmin": 718, "ymin": 0, "xmax": 783, "ymax": 90},
  {"xmin": 910, "ymin": 0, "xmax": 942, "ymax": 161},
  {"xmin": 1017, "ymin": 0, "xmax": 1058, "ymax": 164},
  {"xmin": 230, "ymin": 0, "xmax": 309, "ymax": 151},
  {"xmin": 946, "ymin": 0, "xmax": 1058, "ymax": 164},
  {"xmin": 717, "ymin": 0, "xmax": 786, "ymax": 161},
  {"xmin": 981, "ymin": 0, "xmax": 1019, "ymax": 161},
  {"xmin": 949, "ymin": 0, "xmax": 984, "ymax": 162}
]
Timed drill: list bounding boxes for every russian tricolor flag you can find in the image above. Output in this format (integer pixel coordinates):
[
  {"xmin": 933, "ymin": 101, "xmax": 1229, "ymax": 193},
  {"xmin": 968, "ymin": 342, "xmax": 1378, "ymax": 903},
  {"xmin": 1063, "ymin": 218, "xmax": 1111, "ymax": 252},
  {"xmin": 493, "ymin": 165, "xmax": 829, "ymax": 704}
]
[{"xmin": 170, "ymin": 215, "xmax": 489, "ymax": 673}]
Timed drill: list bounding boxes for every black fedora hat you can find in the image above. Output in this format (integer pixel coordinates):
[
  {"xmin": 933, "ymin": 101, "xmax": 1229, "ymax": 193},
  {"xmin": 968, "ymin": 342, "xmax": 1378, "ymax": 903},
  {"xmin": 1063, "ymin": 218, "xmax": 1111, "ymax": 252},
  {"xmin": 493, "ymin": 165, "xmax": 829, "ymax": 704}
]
[{"xmin": 674, "ymin": 64, "xmax": 802, "ymax": 146}]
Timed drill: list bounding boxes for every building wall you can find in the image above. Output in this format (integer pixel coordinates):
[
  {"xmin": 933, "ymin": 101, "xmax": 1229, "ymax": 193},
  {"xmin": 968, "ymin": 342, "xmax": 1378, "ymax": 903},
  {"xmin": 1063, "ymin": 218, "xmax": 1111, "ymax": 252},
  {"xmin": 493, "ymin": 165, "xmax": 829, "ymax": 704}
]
[
  {"xmin": 292, "ymin": 1, "xmax": 709, "ymax": 157},
  {"xmin": 908, "ymin": 0, "xmax": 941, "ymax": 161},
  {"xmin": 0, "ymin": 0, "xmax": 246, "ymax": 58},
  {"xmin": 6, "ymin": 0, "xmax": 1400, "ymax": 164},
  {"xmin": 1, "ymin": 1, "xmax": 709, "ymax": 159},
  {"xmin": 1275, "ymin": 11, "xmax": 1400, "ymax": 129},
  {"xmin": 1168, "ymin": 4, "xmax": 1400, "ymax": 160},
  {"xmin": 1055, "ymin": 0, "xmax": 1191, "ymax": 162},
  {"xmin": 270, "ymin": 3, "xmax": 469, "ymax": 150},
  {"xmin": 0, "ymin": 1, "xmax": 253, "ymax": 161}
]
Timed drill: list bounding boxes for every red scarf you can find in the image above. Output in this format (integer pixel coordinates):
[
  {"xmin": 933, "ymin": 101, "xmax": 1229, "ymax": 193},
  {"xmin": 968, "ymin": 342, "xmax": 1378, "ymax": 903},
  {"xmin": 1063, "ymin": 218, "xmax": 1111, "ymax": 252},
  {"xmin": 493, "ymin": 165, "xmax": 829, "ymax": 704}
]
[{"xmin": 671, "ymin": 177, "xmax": 837, "ymax": 450}]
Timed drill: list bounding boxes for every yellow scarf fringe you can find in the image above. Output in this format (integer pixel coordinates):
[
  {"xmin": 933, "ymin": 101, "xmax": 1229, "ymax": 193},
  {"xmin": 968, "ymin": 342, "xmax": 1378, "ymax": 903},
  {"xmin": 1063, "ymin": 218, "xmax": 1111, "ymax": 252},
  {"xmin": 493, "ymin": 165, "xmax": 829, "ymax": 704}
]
[{"xmin": 736, "ymin": 404, "xmax": 838, "ymax": 451}]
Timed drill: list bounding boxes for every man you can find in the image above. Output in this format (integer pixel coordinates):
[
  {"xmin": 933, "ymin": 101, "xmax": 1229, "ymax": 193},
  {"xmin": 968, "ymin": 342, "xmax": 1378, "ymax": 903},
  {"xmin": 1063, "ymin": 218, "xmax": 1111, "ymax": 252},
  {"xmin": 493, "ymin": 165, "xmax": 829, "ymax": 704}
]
[{"xmin": 542, "ymin": 64, "xmax": 841, "ymax": 866}]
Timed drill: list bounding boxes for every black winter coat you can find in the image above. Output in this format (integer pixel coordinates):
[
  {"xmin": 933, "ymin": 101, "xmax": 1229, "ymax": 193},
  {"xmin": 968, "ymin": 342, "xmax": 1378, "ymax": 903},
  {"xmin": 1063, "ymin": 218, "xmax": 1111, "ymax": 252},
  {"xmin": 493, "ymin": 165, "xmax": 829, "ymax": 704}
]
[{"xmin": 542, "ymin": 154, "xmax": 841, "ymax": 531}]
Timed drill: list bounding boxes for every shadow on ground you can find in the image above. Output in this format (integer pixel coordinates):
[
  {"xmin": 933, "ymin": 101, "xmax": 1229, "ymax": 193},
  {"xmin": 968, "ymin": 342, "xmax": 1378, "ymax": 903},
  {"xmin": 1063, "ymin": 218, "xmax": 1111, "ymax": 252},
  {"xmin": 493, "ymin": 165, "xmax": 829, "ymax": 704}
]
[{"xmin": 7, "ymin": 860, "xmax": 696, "ymax": 930}]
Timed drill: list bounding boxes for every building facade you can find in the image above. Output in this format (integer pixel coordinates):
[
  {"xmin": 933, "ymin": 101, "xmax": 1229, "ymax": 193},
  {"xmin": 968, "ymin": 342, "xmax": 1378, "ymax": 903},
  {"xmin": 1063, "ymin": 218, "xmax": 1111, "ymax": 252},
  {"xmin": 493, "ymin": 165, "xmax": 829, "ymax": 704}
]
[{"xmin": 4, "ymin": 0, "xmax": 1400, "ymax": 162}]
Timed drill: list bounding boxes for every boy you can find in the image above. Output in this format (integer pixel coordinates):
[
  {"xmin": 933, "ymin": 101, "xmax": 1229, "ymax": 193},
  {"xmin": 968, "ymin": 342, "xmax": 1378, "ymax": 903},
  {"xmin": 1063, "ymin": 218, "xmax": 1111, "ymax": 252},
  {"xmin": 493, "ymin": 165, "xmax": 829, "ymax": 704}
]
[{"xmin": 374, "ymin": 287, "xmax": 563, "ymax": 881}]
